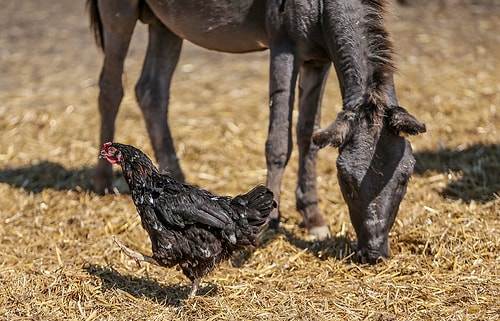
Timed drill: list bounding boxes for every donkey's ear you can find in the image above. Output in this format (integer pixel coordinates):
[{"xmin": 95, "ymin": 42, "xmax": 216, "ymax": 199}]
[
  {"xmin": 312, "ymin": 110, "xmax": 355, "ymax": 148},
  {"xmin": 386, "ymin": 106, "xmax": 426, "ymax": 136}
]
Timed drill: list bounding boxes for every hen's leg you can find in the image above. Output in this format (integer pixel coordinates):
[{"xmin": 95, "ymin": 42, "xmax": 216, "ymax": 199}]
[
  {"xmin": 112, "ymin": 236, "xmax": 160, "ymax": 267},
  {"xmin": 189, "ymin": 278, "xmax": 201, "ymax": 297}
]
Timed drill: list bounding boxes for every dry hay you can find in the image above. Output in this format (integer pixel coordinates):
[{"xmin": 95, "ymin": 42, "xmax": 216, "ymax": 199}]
[{"xmin": 0, "ymin": 1, "xmax": 498, "ymax": 320}]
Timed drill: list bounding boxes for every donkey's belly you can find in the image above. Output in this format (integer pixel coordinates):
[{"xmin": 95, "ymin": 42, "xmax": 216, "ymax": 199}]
[{"xmin": 146, "ymin": 0, "xmax": 269, "ymax": 53}]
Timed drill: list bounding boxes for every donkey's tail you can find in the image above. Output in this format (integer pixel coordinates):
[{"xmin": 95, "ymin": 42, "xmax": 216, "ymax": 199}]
[{"xmin": 86, "ymin": 0, "xmax": 104, "ymax": 50}]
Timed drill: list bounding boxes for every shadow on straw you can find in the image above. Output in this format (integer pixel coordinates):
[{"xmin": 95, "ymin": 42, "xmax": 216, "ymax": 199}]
[{"xmin": 84, "ymin": 263, "xmax": 217, "ymax": 306}]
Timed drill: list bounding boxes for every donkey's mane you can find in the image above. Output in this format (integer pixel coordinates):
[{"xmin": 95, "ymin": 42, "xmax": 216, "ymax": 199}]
[
  {"xmin": 363, "ymin": 0, "xmax": 396, "ymax": 109},
  {"xmin": 330, "ymin": 0, "xmax": 396, "ymax": 120}
]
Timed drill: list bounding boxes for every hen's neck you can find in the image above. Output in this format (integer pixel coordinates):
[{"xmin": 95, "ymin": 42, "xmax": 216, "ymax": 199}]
[{"xmin": 121, "ymin": 161, "xmax": 159, "ymax": 190}]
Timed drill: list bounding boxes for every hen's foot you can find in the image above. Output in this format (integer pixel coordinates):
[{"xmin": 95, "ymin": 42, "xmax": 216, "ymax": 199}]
[{"xmin": 112, "ymin": 236, "xmax": 160, "ymax": 267}]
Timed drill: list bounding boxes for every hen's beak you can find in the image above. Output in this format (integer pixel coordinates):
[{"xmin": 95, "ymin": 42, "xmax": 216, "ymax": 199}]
[{"xmin": 98, "ymin": 150, "xmax": 107, "ymax": 159}]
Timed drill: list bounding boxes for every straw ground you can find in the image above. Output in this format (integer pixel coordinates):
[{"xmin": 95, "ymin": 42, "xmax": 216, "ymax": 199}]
[{"xmin": 0, "ymin": 1, "xmax": 498, "ymax": 320}]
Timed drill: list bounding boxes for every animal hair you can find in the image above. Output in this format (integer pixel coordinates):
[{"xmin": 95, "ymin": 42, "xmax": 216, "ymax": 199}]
[
  {"xmin": 87, "ymin": 0, "xmax": 104, "ymax": 50},
  {"xmin": 328, "ymin": 0, "xmax": 395, "ymax": 122},
  {"xmin": 362, "ymin": 0, "xmax": 396, "ymax": 109},
  {"xmin": 344, "ymin": 0, "xmax": 397, "ymax": 126}
]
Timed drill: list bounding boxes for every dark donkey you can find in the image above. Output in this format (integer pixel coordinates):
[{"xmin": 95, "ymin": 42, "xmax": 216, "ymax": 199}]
[{"xmin": 88, "ymin": 0, "xmax": 425, "ymax": 263}]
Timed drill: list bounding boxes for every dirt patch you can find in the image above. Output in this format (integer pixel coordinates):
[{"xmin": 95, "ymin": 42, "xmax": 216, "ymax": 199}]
[{"xmin": 0, "ymin": 1, "xmax": 498, "ymax": 320}]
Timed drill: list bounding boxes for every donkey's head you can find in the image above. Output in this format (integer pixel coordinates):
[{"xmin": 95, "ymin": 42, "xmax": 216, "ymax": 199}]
[{"xmin": 312, "ymin": 105, "xmax": 425, "ymax": 263}]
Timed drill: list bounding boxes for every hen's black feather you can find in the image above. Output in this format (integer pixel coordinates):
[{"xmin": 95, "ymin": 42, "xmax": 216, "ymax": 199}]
[{"xmin": 101, "ymin": 142, "xmax": 275, "ymax": 288}]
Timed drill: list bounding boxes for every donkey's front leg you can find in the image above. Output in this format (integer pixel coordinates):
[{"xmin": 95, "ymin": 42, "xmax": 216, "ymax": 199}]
[
  {"xmin": 266, "ymin": 43, "xmax": 299, "ymax": 228},
  {"xmin": 296, "ymin": 61, "xmax": 331, "ymax": 240}
]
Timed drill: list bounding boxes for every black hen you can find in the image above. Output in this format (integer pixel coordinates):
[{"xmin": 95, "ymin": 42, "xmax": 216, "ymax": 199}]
[{"xmin": 100, "ymin": 142, "xmax": 276, "ymax": 296}]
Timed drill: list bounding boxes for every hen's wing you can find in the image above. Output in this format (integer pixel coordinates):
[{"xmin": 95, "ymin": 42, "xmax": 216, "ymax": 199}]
[{"xmin": 150, "ymin": 179, "xmax": 234, "ymax": 230}]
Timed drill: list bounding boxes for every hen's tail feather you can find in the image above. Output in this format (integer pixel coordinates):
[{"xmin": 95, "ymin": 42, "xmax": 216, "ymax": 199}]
[{"xmin": 232, "ymin": 185, "xmax": 276, "ymax": 230}]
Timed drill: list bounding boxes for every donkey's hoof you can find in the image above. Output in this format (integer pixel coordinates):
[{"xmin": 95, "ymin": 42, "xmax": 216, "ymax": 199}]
[
  {"xmin": 267, "ymin": 217, "xmax": 280, "ymax": 230},
  {"xmin": 308, "ymin": 225, "xmax": 331, "ymax": 241}
]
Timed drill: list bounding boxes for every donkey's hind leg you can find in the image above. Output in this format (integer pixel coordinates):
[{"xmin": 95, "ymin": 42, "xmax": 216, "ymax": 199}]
[
  {"xmin": 94, "ymin": 0, "xmax": 139, "ymax": 194},
  {"xmin": 135, "ymin": 20, "xmax": 185, "ymax": 182}
]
